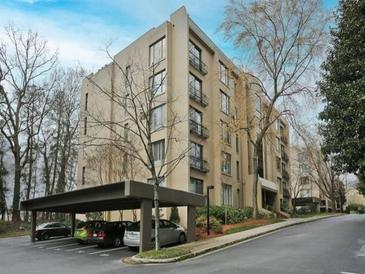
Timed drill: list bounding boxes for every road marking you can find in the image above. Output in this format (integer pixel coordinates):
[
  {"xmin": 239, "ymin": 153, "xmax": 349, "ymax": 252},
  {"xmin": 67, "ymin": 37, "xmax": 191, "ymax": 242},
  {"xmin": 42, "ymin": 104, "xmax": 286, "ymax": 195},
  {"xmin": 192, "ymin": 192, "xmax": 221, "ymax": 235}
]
[
  {"xmin": 100, "ymin": 254, "xmax": 110, "ymax": 257},
  {"xmin": 66, "ymin": 245, "xmax": 97, "ymax": 252},
  {"xmin": 340, "ymin": 272, "xmax": 359, "ymax": 274},
  {"xmin": 29, "ymin": 238, "xmax": 74, "ymax": 247},
  {"xmin": 89, "ymin": 246, "xmax": 127, "ymax": 255},
  {"xmin": 46, "ymin": 243, "xmax": 79, "ymax": 249},
  {"xmin": 358, "ymin": 245, "xmax": 365, "ymax": 257}
]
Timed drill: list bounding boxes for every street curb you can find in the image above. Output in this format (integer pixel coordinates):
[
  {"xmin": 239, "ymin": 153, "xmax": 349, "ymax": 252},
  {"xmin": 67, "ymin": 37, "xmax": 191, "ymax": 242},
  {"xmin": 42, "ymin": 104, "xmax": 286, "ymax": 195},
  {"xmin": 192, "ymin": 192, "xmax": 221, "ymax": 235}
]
[{"xmin": 128, "ymin": 214, "xmax": 342, "ymax": 264}]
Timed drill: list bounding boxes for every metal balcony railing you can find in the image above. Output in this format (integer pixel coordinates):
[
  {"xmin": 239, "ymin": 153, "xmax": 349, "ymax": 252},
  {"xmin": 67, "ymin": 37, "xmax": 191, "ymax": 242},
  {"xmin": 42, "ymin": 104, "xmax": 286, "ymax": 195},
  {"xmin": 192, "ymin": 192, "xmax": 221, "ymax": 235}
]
[
  {"xmin": 189, "ymin": 120, "xmax": 209, "ymax": 139},
  {"xmin": 189, "ymin": 156, "xmax": 209, "ymax": 173},
  {"xmin": 189, "ymin": 84, "xmax": 208, "ymax": 107},
  {"xmin": 189, "ymin": 51, "xmax": 208, "ymax": 75}
]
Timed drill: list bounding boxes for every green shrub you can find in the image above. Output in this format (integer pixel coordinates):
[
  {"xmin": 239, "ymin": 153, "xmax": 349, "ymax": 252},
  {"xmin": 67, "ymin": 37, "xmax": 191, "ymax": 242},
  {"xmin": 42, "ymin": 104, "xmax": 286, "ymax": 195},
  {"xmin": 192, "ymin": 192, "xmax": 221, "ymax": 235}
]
[
  {"xmin": 195, "ymin": 215, "xmax": 222, "ymax": 233},
  {"xmin": 346, "ymin": 203, "xmax": 362, "ymax": 213},
  {"xmin": 196, "ymin": 206, "xmax": 253, "ymax": 224},
  {"xmin": 169, "ymin": 207, "xmax": 180, "ymax": 224}
]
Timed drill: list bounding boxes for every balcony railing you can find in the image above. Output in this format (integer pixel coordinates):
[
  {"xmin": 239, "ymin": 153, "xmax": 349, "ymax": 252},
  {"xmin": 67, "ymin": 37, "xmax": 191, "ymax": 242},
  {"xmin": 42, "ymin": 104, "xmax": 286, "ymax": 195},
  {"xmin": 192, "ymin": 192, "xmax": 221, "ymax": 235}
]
[
  {"xmin": 189, "ymin": 84, "xmax": 208, "ymax": 107},
  {"xmin": 189, "ymin": 120, "xmax": 209, "ymax": 139},
  {"xmin": 189, "ymin": 51, "xmax": 208, "ymax": 75},
  {"xmin": 189, "ymin": 156, "xmax": 209, "ymax": 173}
]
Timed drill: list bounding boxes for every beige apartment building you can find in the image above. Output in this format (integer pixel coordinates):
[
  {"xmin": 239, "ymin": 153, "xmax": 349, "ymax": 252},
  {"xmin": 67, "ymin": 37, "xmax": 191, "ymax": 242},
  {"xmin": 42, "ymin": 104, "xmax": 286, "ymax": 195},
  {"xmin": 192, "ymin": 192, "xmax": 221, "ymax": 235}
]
[
  {"xmin": 289, "ymin": 146, "xmax": 332, "ymax": 212},
  {"xmin": 77, "ymin": 6, "xmax": 290, "ymax": 224}
]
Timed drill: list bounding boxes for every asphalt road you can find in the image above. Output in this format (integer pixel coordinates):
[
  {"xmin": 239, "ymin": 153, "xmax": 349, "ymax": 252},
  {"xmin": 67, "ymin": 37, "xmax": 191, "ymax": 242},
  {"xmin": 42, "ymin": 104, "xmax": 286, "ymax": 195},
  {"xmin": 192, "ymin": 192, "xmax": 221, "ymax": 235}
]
[{"xmin": 1, "ymin": 214, "xmax": 364, "ymax": 274}]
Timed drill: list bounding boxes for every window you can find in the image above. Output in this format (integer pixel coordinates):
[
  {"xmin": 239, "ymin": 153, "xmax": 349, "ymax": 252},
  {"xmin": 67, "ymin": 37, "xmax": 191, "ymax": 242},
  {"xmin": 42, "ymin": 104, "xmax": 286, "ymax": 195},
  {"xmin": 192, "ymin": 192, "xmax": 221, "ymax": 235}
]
[
  {"xmin": 124, "ymin": 123, "xmax": 129, "ymax": 140},
  {"xmin": 255, "ymin": 94, "xmax": 261, "ymax": 114},
  {"xmin": 190, "ymin": 107, "xmax": 202, "ymax": 124},
  {"xmin": 82, "ymin": 167, "xmax": 85, "ymax": 185},
  {"xmin": 219, "ymin": 62, "xmax": 229, "ymax": 85},
  {"xmin": 85, "ymin": 93, "xmax": 88, "ymax": 111},
  {"xmin": 189, "ymin": 73, "xmax": 202, "ymax": 97},
  {"xmin": 221, "ymin": 152, "xmax": 231, "ymax": 175},
  {"xmin": 299, "ymin": 163, "xmax": 309, "ymax": 175},
  {"xmin": 84, "ymin": 117, "xmax": 87, "ymax": 135},
  {"xmin": 276, "ymin": 137, "xmax": 281, "ymax": 152},
  {"xmin": 236, "ymin": 134, "xmax": 239, "ymax": 152},
  {"xmin": 149, "ymin": 37, "xmax": 165, "ymax": 65},
  {"xmin": 125, "ymin": 65, "xmax": 132, "ymax": 86},
  {"xmin": 236, "ymin": 161, "xmax": 240, "ymax": 180},
  {"xmin": 151, "ymin": 104, "xmax": 165, "ymax": 131},
  {"xmin": 221, "ymin": 183, "xmax": 232, "ymax": 206},
  {"xmin": 220, "ymin": 120, "xmax": 231, "ymax": 145},
  {"xmin": 300, "ymin": 176, "xmax": 309, "ymax": 186},
  {"xmin": 190, "ymin": 177, "xmax": 203, "ymax": 194},
  {"xmin": 276, "ymin": 157, "xmax": 281, "ymax": 171},
  {"xmin": 149, "ymin": 70, "xmax": 166, "ymax": 96},
  {"xmin": 151, "ymin": 139, "xmax": 165, "ymax": 165},
  {"xmin": 220, "ymin": 91, "xmax": 230, "ymax": 114},
  {"xmin": 190, "ymin": 142, "xmax": 203, "ymax": 159},
  {"xmin": 189, "ymin": 40, "xmax": 201, "ymax": 64}
]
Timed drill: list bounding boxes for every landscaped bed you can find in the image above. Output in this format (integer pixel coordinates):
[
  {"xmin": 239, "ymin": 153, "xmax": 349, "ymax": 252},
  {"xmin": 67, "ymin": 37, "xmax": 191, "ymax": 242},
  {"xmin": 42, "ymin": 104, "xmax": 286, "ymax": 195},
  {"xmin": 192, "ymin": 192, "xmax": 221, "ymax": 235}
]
[
  {"xmin": 135, "ymin": 247, "xmax": 191, "ymax": 260},
  {"xmin": 0, "ymin": 221, "xmax": 31, "ymax": 238}
]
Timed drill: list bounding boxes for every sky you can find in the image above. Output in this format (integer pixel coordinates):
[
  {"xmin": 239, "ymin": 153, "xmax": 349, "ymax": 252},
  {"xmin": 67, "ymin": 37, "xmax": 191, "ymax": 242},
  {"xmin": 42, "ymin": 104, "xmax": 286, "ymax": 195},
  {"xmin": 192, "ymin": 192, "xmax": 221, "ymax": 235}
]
[{"xmin": 0, "ymin": 0, "xmax": 339, "ymax": 72}]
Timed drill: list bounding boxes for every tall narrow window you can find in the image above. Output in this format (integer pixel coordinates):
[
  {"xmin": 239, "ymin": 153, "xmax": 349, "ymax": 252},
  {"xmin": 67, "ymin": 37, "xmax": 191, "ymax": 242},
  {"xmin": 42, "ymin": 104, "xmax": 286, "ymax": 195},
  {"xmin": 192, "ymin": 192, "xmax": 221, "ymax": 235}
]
[
  {"xmin": 221, "ymin": 183, "xmax": 232, "ymax": 206},
  {"xmin": 236, "ymin": 134, "xmax": 239, "ymax": 152},
  {"xmin": 190, "ymin": 142, "xmax": 203, "ymax": 160},
  {"xmin": 220, "ymin": 91, "xmax": 230, "ymax": 115},
  {"xmin": 124, "ymin": 123, "xmax": 129, "ymax": 140},
  {"xmin": 236, "ymin": 161, "xmax": 240, "ymax": 180},
  {"xmin": 219, "ymin": 62, "xmax": 229, "ymax": 85},
  {"xmin": 221, "ymin": 152, "xmax": 232, "ymax": 175},
  {"xmin": 82, "ymin": 167, "xmax": 86, "ymax": 185},
  {"xmin": 149, "ymin": 37, "xmax": 165, "ymax": 65},
  {"xmin": 255, "ymin": 94, "xmax": 261, "ymax": 114},
  {"xmin": 84, "ymin": 117, "xmax": 87, "ymax": 135},
  {"xmin": 149, "ymin": 70, "xmax": 166, "ymax": 96},
  {"xmin": 189, "ymin": 73, "xmax": 202, "ymax": 99},
  {"xmin": 151, "ymin": 104, "xmax": 165, "ymax": 131},
  {"xmin": 152, "ymin": 139, "xmax": 165, "ymax": 165},
  {"xmin": 190, "ymin": 177, "xmax": 203, "ymax": 194},
  {"xmin": 85, "ymin": 93, "xmax": 88, "ymax": 111},
  {"xmin": 220, "ymin": 120, "xmax": 231, "ymax": 145}
]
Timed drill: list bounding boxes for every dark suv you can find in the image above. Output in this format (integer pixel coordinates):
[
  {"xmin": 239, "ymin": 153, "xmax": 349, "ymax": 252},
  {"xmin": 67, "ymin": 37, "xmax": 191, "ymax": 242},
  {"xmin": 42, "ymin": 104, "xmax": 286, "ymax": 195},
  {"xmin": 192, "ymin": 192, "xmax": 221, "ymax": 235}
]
[
  {"xmin": 36, "ymin": 222, "xmax": 71, "ymax": 240},
  {"xmin": 89, "ymin": 221, "xmax": 133, "ymax": 247}
]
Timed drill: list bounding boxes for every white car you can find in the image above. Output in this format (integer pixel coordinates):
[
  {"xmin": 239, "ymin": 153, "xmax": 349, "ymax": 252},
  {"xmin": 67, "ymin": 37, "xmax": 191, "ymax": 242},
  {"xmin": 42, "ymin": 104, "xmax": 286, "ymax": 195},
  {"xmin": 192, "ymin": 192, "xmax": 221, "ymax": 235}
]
[{"xmin": 123, "ymin": 219, "xmax": 186, "ymax": 248}]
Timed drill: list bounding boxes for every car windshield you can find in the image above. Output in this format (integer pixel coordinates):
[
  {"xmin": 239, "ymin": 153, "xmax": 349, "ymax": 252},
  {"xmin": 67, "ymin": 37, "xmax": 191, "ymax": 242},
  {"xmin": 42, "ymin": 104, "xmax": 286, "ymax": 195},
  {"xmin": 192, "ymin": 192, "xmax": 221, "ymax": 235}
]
[{"xmin": 37, "ymin": 223, "xmax": 50, "ymax": 228}]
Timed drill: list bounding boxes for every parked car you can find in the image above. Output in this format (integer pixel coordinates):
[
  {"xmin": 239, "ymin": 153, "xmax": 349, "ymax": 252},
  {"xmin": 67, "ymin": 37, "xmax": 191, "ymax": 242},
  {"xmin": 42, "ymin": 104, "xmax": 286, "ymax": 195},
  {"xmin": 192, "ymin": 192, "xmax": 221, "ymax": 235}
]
[
  {"xmin": 74, "ymin": 220, "xmax": 106, "ymax": 244},
  {"xmin": 89, "ymin": 221, "xmax": 133, "ymax": 247},
  {"xmin": 123, "ymin": 219, "xmax": 186, "ymax": 248},
  {"xmin": 35, "ymin": 222, "xmax": 71, "ymax": 241}
]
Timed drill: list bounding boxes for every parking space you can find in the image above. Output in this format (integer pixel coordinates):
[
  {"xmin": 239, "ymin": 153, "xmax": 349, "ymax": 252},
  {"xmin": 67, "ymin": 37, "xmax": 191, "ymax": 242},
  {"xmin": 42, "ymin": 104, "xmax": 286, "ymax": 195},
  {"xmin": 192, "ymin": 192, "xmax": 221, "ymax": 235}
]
[{"xmin": 13, "ymin": 236, "xmax": 136, "ymax": 260}]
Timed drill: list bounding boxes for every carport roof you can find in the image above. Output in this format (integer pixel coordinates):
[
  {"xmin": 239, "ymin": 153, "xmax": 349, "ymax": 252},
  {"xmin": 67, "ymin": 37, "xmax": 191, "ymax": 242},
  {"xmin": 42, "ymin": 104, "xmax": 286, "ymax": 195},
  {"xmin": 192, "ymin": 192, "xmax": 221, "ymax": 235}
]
[{"xmin": 21, "ymin": 181, "xmax": 205, "ymax": 213}]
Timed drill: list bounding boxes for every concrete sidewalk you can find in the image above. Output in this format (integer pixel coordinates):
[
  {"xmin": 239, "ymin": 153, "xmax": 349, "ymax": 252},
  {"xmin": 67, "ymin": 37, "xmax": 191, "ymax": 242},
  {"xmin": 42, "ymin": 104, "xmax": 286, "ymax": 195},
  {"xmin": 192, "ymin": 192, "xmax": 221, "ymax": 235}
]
[{"xmin": 131, "ymin": 214, "xmax": 341, "ymax": 263}]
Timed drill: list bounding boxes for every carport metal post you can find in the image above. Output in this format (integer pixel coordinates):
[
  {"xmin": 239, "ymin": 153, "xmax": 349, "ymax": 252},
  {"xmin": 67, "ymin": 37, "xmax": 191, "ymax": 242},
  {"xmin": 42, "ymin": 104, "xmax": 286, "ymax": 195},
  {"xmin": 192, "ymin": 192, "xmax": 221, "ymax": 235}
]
[
  {"xmin": 140, "ymin": 199, "xmax": 152, "ymax": 252},
  {"xmin": 187, "ymin": 206, "xmax": 196, "ymax": 242},
  {"xmin": 71, "ymin": 213, "xmax": 76, "ymax": 237},
  {"xmin": 31, "ymin": 210, "xmax": 37, "ymax": 242}
]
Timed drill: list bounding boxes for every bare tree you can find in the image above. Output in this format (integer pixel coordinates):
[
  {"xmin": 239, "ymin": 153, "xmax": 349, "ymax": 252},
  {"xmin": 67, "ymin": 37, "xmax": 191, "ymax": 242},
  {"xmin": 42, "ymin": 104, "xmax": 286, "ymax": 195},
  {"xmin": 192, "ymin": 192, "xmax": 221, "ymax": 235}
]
[
  {"xmin": 83, "ymin": 54, "xmax": 189, "ymax": 250},
  {"xmin": 0, "ymin": 136, "xmax": 8, "ymax": 220},
  {"xmin": 0, "ymin": 26, "xmax": 57, "ymax": 221},
  {"xmin": 220, "ymin": 0, "xmax": 330, "ymax": 217}
]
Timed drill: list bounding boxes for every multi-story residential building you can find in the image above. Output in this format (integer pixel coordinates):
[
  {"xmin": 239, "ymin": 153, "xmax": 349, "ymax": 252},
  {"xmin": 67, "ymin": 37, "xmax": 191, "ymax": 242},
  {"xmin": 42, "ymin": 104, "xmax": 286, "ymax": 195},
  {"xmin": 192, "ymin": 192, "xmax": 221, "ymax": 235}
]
[
  {"xmin": 289, "ymin": 145, "xmax": 332, "ymax": 212},
  {"xmin": 77, "ymin": 6, "xmax": 290, "ymax": 224}
]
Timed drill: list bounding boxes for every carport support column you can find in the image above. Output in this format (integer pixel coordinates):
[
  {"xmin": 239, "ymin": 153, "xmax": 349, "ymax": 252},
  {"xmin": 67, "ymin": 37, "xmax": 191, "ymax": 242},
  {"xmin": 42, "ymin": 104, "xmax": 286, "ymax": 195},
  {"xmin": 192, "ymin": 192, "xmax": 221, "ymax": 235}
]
[
  {"xmin": 71, "ymin": 213, "xmax": 76, "ymax": 237},
  {"xmin": 140, "ymin": 199, "xmax": 152, "ymax": 252},
  {"xmin": 31, "ymin": 210, "xmax": 37, "ymax": 242},
  {"xmin": 187, "ymin": 206, "xmax": 196, "ymax": 242}
]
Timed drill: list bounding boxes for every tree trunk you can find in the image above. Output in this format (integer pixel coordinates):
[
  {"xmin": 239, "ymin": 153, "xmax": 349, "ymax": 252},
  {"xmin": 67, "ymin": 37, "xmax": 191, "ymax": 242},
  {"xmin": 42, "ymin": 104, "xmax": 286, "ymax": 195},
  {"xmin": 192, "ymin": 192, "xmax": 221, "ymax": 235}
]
[
  {"xmin": 153, "ymin": 182, "xmax": 160, "ymax": 251},
  {"xmin": 12, "ymin": 154, "xmax": 22, "ymax": 222}
]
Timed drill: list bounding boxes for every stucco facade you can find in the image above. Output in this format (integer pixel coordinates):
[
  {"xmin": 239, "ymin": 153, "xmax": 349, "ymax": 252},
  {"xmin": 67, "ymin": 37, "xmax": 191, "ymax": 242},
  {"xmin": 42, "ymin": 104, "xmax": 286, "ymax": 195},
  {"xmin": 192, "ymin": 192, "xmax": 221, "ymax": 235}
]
[{"xmin": 77, "ymin": 7, "xmax": 290, "ymax": 224}]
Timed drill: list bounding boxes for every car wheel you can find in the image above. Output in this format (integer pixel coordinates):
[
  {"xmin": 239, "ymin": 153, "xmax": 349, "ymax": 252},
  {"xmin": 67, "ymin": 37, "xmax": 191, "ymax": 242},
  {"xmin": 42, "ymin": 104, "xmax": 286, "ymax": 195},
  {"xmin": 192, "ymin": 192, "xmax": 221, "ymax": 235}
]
[
  {"xmin": 114, "ymin": 237, "xmax": 121, "ymax": 247},
  {"xmin": 42, "ymin": 233, "xmax": 50, "ymax": 241},
  {"xmin": 178, "ymin": 233, "xmax": 186, "ymax": 244}
]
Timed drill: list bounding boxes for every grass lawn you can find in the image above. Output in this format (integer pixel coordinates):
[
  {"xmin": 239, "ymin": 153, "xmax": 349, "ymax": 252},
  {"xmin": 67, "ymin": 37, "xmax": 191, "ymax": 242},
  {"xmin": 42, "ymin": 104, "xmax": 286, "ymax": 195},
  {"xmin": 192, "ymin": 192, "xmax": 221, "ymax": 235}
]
[
  {"xmin": 0, "ymin": 221, "xmax": 31, "ymax": 238},
  {"xmin": 136, "ymin": 247, "xmax": 191, "ymax": 259}
]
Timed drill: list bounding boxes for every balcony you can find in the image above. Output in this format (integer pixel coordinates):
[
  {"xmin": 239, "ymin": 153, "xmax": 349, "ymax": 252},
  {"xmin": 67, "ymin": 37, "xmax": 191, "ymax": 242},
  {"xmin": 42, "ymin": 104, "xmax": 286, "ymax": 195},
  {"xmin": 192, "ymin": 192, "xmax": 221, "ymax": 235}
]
[
  {"xmin": 189, "ymin": 51, "xmax": 208, "ymax": 75},
  {"xmin": 190, "ymin": 120, "xmax": 209, "ymax": 139},
  {"xmin": 189, "ymin": 84, "xmax": 208, "ymax": 107},
  {"xmin": 189, "ymin": 156, "xmax": 209, "ymax": 173}
]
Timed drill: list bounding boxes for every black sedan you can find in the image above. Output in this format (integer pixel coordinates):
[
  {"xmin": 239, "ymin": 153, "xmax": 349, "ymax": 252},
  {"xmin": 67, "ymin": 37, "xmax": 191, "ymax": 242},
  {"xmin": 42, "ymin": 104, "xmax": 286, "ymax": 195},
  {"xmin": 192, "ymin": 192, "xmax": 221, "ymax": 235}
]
[{"xmin": 36, "ymin": 222, "xmax": 71, "ymax": 240}]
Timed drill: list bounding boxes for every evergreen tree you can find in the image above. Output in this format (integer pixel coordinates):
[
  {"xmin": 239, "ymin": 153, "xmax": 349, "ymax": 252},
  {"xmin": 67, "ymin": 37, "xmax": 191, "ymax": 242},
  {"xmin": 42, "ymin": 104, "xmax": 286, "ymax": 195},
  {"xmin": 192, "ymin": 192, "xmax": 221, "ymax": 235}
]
[{"xmin": 319, "ymin": 0, "xmax": 365, "ymax": 184}]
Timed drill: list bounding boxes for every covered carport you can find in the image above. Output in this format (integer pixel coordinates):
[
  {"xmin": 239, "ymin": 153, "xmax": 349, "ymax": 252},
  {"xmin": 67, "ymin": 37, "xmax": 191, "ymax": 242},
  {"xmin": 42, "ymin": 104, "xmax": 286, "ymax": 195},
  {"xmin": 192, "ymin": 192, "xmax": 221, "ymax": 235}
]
[{"xmin": 21, "ymin": 180, "xmax": 205, "ymax": 251}]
